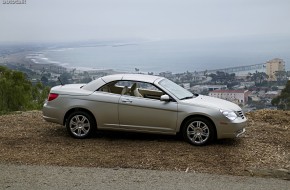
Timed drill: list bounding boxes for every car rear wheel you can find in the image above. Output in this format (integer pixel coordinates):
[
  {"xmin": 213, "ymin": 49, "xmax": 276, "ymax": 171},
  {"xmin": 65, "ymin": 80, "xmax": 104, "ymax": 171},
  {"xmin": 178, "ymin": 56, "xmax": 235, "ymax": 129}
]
[
  {"xmin": 182, "ymin": 117, "xmax": 215, "ymax": 146},
  {"xmin": 66, "ymin": 111, "xmax": 95, "ymax": 138}
]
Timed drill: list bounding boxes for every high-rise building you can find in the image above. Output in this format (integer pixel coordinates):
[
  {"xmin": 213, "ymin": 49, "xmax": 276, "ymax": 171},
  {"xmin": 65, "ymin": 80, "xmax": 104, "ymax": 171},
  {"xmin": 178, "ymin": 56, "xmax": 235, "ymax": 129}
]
[{"xmin": 266, "ymin": 58, "xmax": 285, "ymax": 81}]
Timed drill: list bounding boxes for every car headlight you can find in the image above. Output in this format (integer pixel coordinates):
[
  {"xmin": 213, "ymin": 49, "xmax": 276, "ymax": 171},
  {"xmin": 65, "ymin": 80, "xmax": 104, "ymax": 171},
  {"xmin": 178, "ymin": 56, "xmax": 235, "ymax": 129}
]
[{"xmin": 220, "ymin": 109, "xmax": 237, "ymax": 121}]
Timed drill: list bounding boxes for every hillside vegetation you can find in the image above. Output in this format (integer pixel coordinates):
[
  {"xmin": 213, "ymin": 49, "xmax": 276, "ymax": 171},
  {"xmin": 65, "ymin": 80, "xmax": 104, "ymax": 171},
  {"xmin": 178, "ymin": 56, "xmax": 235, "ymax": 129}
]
[
  {"xmin": 0, "ymin": 66, "xmax": 49, "ymax": 114},
  {"xmin": 272, "ymin": 80, "xmax": 290, "ymax": 110}
]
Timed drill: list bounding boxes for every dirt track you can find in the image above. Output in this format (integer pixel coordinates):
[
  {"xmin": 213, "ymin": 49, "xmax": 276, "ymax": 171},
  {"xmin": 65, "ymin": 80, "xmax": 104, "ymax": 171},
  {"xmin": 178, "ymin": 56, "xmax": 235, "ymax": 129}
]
[{"xmin": 0, "ymin": 110, "xmax": 289, "ymax": 178}]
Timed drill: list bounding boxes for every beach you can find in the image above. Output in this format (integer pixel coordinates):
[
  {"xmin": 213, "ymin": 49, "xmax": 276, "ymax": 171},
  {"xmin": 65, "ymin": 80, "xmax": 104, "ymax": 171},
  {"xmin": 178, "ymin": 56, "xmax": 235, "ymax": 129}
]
[{"xmin": 0, "ymin": 50, "xmax": 119, "ymax": 76}]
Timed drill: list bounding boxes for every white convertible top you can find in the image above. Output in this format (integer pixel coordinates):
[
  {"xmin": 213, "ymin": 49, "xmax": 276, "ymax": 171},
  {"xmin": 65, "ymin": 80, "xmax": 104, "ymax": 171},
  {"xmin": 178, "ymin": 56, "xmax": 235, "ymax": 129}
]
[{"xmin": 82, "ymin": 74, "xmax": 164, "ymax": 91}]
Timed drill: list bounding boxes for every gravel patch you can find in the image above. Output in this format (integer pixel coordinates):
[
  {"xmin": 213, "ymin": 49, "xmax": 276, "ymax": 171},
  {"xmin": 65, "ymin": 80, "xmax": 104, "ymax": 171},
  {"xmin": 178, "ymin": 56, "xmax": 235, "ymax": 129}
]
[{"xmin": 0, "ymin": 110, "xmax": 289, "ymax": 179}]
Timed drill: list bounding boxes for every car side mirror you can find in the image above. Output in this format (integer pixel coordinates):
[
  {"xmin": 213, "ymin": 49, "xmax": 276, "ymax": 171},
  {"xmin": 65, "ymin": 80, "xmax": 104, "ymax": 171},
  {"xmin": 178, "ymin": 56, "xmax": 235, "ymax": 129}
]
[{"xmin": 160, "ymin": 94, "xmax": 170, "ymax": 102}]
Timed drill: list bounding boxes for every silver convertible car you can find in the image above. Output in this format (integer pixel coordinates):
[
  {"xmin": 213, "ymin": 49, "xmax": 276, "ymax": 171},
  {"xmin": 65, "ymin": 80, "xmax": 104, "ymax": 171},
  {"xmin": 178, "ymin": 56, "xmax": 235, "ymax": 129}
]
[{"xmin": 43, "ymin": 74, "xmax": 246, "ymax": 146}]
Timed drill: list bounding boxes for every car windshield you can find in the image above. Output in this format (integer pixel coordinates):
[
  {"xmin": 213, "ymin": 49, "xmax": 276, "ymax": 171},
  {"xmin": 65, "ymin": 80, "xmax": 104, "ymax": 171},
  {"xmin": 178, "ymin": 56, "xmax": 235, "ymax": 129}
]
[{"xmin": 158, "ymin": 79, "xmax": 194, "ymax": 100}]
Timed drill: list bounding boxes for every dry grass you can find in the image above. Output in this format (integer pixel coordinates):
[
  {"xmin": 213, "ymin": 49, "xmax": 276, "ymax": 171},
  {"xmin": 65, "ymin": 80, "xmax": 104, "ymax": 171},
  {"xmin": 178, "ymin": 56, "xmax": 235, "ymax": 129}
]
[{"xmin": 0, "ymin": 110, "xmax": 289, "ymax": 177}]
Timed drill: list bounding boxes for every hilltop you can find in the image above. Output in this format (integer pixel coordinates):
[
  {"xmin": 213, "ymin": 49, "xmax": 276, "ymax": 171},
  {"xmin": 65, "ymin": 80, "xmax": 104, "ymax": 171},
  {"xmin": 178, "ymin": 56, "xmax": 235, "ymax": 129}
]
[{"xmin": 0, "ymin": 110, "xmax": 289, "ymax": 180}]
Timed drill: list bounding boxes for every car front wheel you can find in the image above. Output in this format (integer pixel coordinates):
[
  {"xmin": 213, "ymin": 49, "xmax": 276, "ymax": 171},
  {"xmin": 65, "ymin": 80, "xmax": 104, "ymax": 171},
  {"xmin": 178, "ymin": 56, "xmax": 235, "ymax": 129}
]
[
  {"xmin": 66, "ymin": 111, "xmax": 95, "ymax": 138},
  {"xmin": 182, "ymin": 117, "xmax": 215, "ymax": 146}
]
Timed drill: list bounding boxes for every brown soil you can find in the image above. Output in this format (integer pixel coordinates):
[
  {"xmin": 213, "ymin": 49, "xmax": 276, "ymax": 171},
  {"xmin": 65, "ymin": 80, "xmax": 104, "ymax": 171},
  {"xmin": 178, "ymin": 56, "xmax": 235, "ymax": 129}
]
[{"xmin": 0, "ymin": 110, "xmax": 289, "ymax": 178}]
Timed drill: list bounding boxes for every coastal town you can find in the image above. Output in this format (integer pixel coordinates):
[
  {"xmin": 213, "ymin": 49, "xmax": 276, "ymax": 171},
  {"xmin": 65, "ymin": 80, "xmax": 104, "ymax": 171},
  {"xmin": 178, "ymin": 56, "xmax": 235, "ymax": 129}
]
[{"xmin": 0, "ymin": 45, "xmax": 289, "ymax": 111}]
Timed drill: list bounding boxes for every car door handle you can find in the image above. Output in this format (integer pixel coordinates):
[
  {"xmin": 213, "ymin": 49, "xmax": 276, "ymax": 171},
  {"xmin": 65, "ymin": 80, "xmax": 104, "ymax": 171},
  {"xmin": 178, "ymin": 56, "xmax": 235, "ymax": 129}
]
[{"xmin": 121, "ymin": 99, "xmax": 132, "ymax": 103}]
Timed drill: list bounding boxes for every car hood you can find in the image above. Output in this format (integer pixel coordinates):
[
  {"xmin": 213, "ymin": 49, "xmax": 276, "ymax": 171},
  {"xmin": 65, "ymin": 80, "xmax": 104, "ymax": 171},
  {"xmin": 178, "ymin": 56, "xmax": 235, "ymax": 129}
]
[{"xmin": 181, "ymin": 95, "xmax": 242, "ymax": 111}]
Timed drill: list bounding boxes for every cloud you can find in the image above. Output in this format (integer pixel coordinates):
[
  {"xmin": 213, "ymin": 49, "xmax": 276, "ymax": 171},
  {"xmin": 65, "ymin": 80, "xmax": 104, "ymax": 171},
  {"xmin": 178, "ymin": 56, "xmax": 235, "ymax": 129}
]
[{"xmin": 0, "ymin": 0, "xmax": 290, "ymax": 42}]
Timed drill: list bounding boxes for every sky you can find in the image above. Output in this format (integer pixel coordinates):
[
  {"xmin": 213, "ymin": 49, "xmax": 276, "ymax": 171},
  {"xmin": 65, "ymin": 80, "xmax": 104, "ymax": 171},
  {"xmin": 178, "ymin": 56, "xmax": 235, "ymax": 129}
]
[{"xmin": 0, "ymin": 0, "xmax": 290, "ymax": 43}]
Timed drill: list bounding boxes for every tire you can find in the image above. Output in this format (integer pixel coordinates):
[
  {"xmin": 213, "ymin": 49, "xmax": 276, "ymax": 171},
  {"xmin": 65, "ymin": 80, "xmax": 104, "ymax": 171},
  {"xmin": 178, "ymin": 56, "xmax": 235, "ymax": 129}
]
[
  {"xmin": 65, "ymin": 111, "xmax": 96, "ymax": 139},
  {"xmin": 182, "ymin": 117, "xmax": 215, "ymax": 146}
]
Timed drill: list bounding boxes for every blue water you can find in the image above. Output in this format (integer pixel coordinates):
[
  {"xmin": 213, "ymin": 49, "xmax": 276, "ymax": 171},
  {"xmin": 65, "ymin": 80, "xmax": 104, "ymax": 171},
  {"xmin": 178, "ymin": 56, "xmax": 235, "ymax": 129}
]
[{"xmin": 33, "ymin": 39, "xmax": 290, "ymax": 73}]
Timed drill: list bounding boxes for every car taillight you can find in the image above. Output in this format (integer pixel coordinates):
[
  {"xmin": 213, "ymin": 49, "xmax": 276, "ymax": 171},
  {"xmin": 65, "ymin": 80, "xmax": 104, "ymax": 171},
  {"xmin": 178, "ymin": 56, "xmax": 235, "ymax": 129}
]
[{"xmin": 48, "ymin": 93, "xmax": 59, "ymax": 101}]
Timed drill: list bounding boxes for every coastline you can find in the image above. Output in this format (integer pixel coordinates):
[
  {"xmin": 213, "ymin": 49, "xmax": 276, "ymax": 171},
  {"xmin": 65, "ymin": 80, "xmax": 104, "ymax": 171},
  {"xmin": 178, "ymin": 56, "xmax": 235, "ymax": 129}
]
[
  {"xmin": 0, "ymin": 50, "xmax": 121, "ymax": 75},
  {"xmin": 0, "ymin": 51, "xmax": 65, "ymax": 71},
  {"xmin": 0, "ymin": 45, "xmax": 287, "ymax": 77}
]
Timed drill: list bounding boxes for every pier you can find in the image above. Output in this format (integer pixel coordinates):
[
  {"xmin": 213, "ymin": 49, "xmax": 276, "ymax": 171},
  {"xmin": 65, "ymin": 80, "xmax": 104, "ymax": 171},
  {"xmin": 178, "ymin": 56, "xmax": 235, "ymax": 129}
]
[{"xmin": 201, "ymin": 63, "xmax": 266, "ymax": 75}]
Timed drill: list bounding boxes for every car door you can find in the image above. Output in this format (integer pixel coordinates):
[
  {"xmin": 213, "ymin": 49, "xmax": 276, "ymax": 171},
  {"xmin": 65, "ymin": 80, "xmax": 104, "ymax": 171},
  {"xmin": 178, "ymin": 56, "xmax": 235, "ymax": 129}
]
[
  {"xmin": 118, "ymin": 82, "xmax": 178, "ymax": 133},
  {"xmin": 86, "ymin": 83, "xmax": 121, "ymax": 129}
]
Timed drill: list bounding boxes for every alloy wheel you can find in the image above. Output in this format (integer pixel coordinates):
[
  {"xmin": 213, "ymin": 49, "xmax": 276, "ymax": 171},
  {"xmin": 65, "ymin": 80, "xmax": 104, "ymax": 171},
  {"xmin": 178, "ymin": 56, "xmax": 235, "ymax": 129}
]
[
  {"xmin": 186, "ymin": 121, "xmax": 210, "ymax": 145},
  {"xmin": 69, "ymin": 115, "xmax": 91, "ymax": 137}
]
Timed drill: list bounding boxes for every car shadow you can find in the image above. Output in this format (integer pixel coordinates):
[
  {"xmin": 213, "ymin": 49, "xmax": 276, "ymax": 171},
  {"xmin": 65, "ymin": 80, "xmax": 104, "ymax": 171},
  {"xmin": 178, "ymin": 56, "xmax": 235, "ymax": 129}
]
[
  {"xmin": 93, "ymin": 130, "xmax": 241, "ymax": 146},
  {"xmin": 214, "ymin": 138, "xmax": 241, "ymax": 146},
  {"xmin": 92, "ymin": 130, "xmax": 183, "ymax": 143},
  {"xmin": 44, "ymin": 126, "xmax": 241, "ymax": 146}
]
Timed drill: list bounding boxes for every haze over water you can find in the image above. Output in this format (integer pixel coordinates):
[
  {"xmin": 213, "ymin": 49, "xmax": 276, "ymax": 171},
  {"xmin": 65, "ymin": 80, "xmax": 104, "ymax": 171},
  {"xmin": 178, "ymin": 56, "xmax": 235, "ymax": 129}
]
[
  {"xmin": 2, "ymin": 0, "xmax": 289, "ymax": 73},
  {"xmin": 36, "ymin": 37, "xmax": 290, "ymax": 73}
]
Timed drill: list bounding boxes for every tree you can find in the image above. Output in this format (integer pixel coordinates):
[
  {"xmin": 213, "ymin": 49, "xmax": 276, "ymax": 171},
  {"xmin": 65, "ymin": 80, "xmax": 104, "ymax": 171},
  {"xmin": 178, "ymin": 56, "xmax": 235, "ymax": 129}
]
[
  {"xmin": 0, "ymin": 66, "xmax": 32, "ymax": 112},
  {"xmin": 251, "ymin": 71, "xmax": 268, "ymax": 85},
  {"xmin": 209, "ymin": 71, "xmax": 235, "ymax": 85},
  {"xmin": 246, "ymin": 72, "xmax": 252, "ymax": 81},
  {"xmin": 31, "ymin": 82, "xmax": 50, "ymax": 109},
  {"xmin": 41, "ymin": 75, "xmax": 49, "ymax": 84},
  {"xmin": 209, "ymin": 73, "xmax": 217, "ymax": 84},
  {"xmin": 0, "ymin": 66, "xmax": 50, "ymax": 113},
  {"xmin": 271, "ymin": 80, "xmax": 290, "ymax": 110},
  {"xmin": 59, "ymin": 72, "xmax": 72, "ymax": 84},
  {"xmin": 275, "ymin": 71, "xmax": 287, "ymax": 83}
]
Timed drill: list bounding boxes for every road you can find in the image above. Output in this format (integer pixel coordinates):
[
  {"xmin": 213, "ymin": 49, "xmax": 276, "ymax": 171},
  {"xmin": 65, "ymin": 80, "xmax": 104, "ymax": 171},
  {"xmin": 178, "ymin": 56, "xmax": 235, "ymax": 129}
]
[{"xmin": 0, "ymin": 164, "xmax": 289, "ymax": 190}]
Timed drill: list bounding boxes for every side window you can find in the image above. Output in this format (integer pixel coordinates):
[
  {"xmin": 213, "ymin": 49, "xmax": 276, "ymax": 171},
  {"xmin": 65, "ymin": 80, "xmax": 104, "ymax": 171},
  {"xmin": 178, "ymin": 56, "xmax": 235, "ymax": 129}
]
[
  {"xmin": 115, "ymin": 81, "xmax": 132, "ymax": 96},
  {"xmin": 98, "ymin": 81, "xmax": 123, "ymax": 95},
  {"xmin": 98, "ymin": 84, "xmax": 112, "ymax": 93},
  {"xmin": 98, "ymin": 80, "xmax": 164, "ymax": 100},
  {"xmin": 137, "ymin": 82, "xmax": 163, "ymax": 100},
  {"xmin": 119, "ymin": 81, "xmax": 164, "ymax": 100}
]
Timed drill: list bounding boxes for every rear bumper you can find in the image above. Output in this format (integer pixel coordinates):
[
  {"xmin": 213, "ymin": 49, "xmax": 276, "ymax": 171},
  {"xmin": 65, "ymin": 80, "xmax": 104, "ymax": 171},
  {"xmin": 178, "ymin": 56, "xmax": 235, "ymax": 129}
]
[
  {"xmin": 42, "ymin": 115, "xmax": 60, "ymax": 124},
  {"xmin": 42, "ymin": 102, "xmax": 63, "ymax": 125}
]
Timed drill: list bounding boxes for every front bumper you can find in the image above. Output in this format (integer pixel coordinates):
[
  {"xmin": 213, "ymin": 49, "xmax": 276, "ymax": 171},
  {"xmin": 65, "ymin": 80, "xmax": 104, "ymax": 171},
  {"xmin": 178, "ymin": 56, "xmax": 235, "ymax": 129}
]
[
  {"xmin": 236, "ymin": 128, "xmax": 246, "ymax": 137},
  {"xmin": 216, "ymin": 118, "xmax": 247, "ymax": 139}
]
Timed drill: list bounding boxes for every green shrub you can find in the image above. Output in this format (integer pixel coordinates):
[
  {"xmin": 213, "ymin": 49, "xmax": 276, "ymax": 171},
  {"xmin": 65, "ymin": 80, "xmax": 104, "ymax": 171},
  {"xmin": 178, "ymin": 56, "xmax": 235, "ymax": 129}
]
[{"xmin": 0, "ymin": 66, "xmax": 49, "ymax": 114}]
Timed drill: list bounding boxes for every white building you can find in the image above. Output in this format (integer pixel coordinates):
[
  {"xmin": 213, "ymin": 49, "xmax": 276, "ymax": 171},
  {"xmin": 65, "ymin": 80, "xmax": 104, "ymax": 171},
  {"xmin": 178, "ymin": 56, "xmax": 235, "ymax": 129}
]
[
  {"xmin": 265, "ymin": 91, "xmax": 280, "ymax": 99},
  {"xmin": 182, "ymin": 83, "xmax": 191, "ymax": 90},
  {"xmin": 240, "ymin": 81, "xmax": 255, "ymax": 88},
  {"xmin": 192, "ymin": 85, "xmax": 227, "ymax": 94},
  {"xmin": 209, "ymin": 90, "xmax": 250, "ymax": 105}
]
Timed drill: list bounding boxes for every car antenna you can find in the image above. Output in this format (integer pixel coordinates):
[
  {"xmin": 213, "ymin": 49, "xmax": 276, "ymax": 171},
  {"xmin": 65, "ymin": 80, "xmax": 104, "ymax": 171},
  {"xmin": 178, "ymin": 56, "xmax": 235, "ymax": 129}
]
[{"xmin": 58, "ymin": 77, "xmax": 64, "ymax": 86}]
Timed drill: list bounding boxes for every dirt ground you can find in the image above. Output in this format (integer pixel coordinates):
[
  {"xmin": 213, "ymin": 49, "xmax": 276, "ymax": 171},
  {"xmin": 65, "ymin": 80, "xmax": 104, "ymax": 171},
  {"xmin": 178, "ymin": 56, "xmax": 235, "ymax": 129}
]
[{"xmin": 0, "ymin": 110, "xmax": 289, "ymax": 178}]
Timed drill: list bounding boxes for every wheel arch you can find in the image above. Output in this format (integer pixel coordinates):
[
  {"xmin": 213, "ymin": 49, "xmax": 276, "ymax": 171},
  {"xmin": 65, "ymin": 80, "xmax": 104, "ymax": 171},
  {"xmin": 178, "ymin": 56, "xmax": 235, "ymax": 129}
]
[
  {"xmin": 63, "ymin": 107, "xmax": 97, "ymax": 127},
  {"xmin": 179, "ymin": 114, "xmax": 217, "ymax": 139}
]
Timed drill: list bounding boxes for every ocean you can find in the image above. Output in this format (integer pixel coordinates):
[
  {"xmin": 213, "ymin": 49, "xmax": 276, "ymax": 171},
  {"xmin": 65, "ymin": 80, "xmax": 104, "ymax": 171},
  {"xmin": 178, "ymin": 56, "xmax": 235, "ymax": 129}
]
[{"xmin": 27, "ymin": 39, "xmax": 290, "ymax": 74}]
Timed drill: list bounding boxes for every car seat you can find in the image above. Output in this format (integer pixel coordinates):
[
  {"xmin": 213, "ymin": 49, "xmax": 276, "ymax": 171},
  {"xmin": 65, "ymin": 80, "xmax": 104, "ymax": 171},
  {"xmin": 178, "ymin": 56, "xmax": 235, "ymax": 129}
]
[
  {"xmin": 121, "ymin": 86, "xmax": 130, "ymax": 95},
  {"xmin": 130, "ymin": 83, "xmax": 143, "ymax": 97}
]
